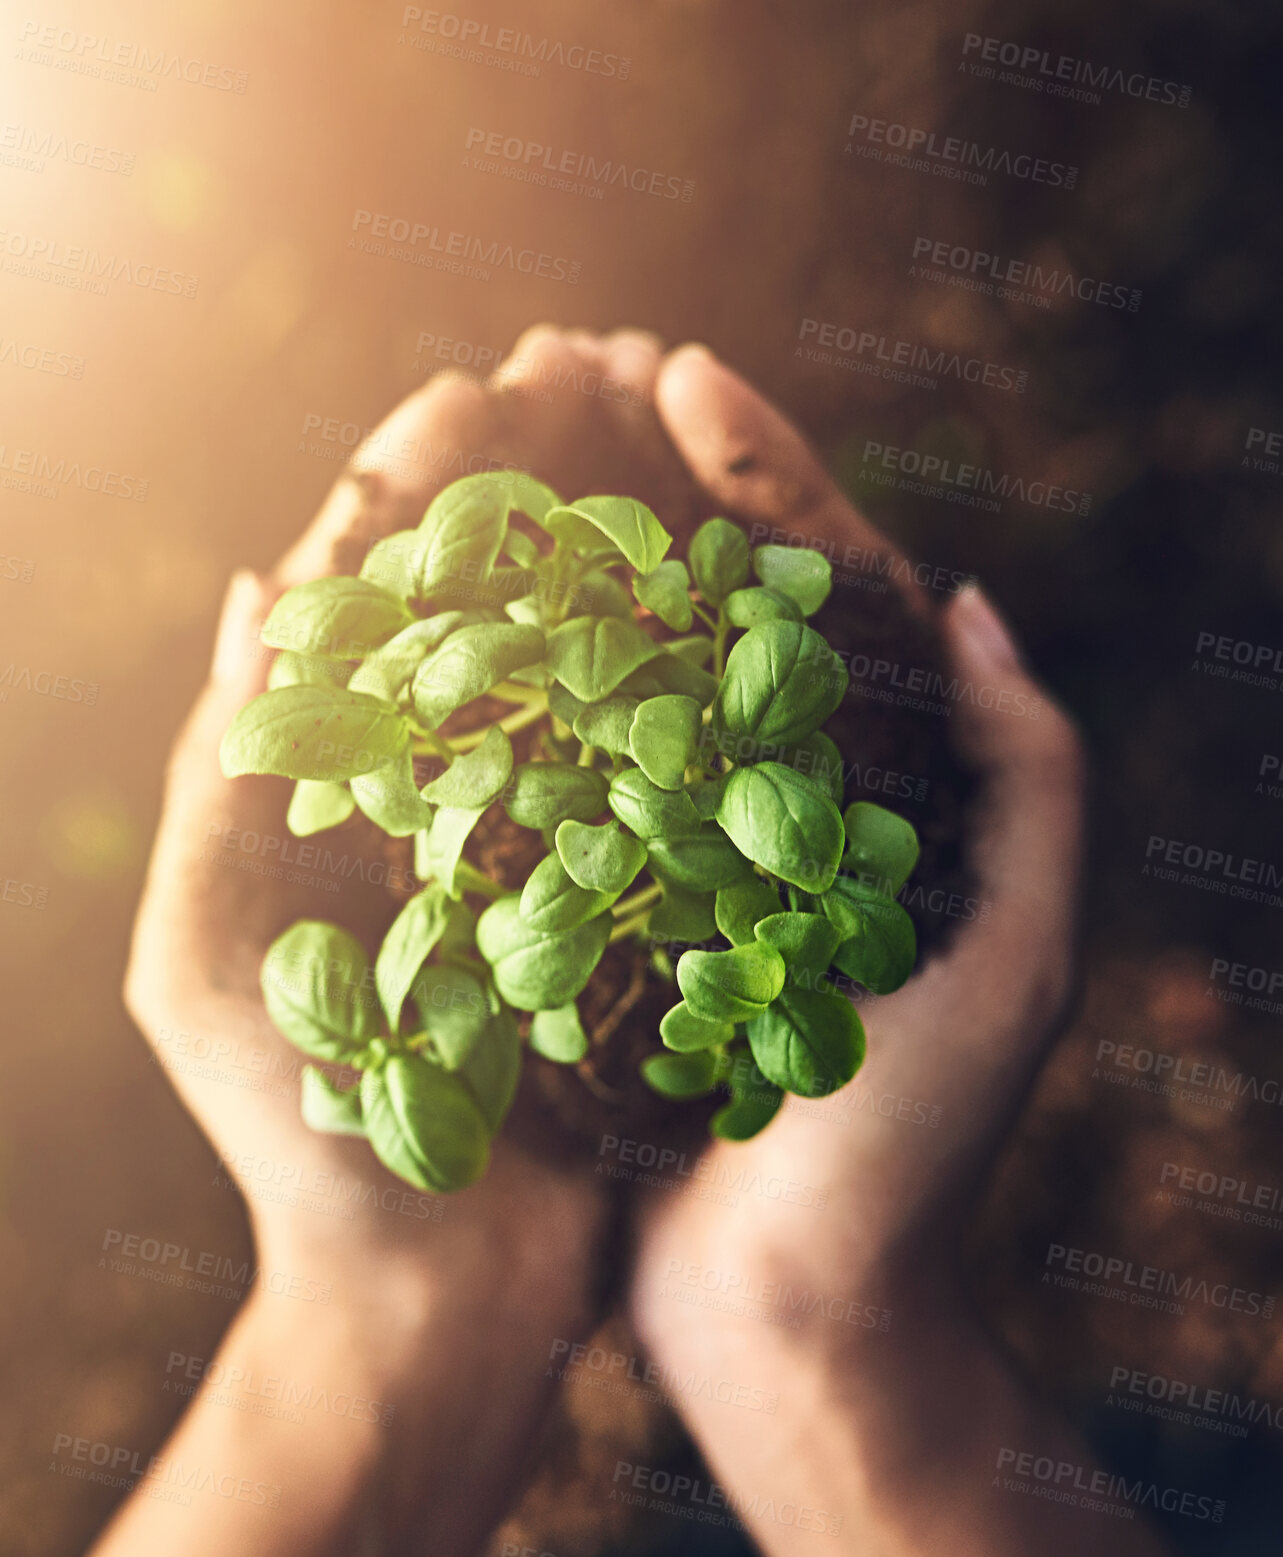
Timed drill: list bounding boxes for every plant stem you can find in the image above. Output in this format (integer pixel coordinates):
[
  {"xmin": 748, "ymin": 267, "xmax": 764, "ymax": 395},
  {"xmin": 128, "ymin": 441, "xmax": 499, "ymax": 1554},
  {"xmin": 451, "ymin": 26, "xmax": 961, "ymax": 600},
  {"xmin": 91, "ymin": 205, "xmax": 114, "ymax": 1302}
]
[
  {"xmin": 454, "ymin": 860, "xmax": 507, "ymax": 900},
  {"xmin": 690, "ymin": 603, "xmax": 717, "ymax": 632},
  {"xmin": 414, "ymin": 728, "xmax": 455, "ymax": 762},
  {"xmin": 488, "ymin": 680, "xmax": 546, "ymax": 705},
  {"xmin": 577, "ymin": 742, "xmax": 596, "ymax": 768},
  {"xmin": 609, "ymin": 909, "xmax": 654, "ymax": 944},
  {"xmin": 450, "ymin": 698, "xmax": 548, "ymax": 752},
  {"xmin": 713, "ymin": 608, "xmax": 729, "ymax": 678},
  {"xmin": 611, "ymin": 880, "xmax": 663, "ymax": 919}
]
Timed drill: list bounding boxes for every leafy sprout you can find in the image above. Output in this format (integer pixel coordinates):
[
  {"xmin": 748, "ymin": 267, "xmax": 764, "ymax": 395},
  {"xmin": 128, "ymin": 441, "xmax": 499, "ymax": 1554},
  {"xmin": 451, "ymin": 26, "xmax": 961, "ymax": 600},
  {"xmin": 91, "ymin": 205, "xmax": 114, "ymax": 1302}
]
[{"xmin": 221, "ymin": 473, "xmax": 921, "ymax": 1191}]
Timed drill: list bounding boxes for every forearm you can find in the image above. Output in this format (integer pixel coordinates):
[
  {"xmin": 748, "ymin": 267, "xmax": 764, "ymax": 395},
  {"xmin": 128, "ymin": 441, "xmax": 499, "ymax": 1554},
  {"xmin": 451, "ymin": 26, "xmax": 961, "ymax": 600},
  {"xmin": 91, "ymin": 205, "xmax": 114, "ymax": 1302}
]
[
  {"xmin": 645, "ymin": 1262, "xmax": 1168, "ymax": 1557},
  {"xmin": 90, "ymin": 1249, "xmax": 578, "ymax": 1557}
]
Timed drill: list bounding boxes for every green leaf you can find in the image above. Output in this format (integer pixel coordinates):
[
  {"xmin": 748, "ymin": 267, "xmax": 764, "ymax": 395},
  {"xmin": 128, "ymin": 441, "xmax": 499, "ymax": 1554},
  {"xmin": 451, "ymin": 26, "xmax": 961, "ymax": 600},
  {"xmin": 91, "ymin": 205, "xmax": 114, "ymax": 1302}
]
[
  {"xmin": 360, "ymin": 1057, "xmax": 490, "ymax": 1192},
  {"xmin": 376, "ymin": 885, "xmax": 449, "ymax": 1032},
  {"xmin": 419, "ymin": 805, "xmax": 485, "ymax": 896},
  {"xmin": 348, "ymin": 614, "xmax": 466, "ymax": 702},
  {"xmin": 555, "ymin": 820, "xmax": 647, "ymax": 894},
  {"xmin": 647, "ymin": 823, "xmax": 753, "ymax": 892},
  {"xmin": 690, "ymin": 774, "xmax": 728, "ymax": 820},
  {"xmin": 437, "ymin": 897, "xmax": 477, "ymax": 960},
  {"xmin": 842, "ymin": 802, "xmax": 920, "ymax": 894},
  {"xmin": 715, "ymin": 762, "xmax": 844, "ymax": 893},
  {"xmin": 711, "ymin": 1080, "xmax": 784, "ymax": 1140},
  {"xmin": 659, "ymin": 1001, "xmax": 732, "ymax": 1052},
  {"xmin": 573, "ymin": 695, "xmax": 639, "ymax": 756},
  {"xmin": 262, "ymin": 921, "xmax": 380, "ymax": 1062},
  {"xmin": 545, "ymin": 495, "xmax": 671, "ymax": 573},
  {"xmin": 287, "ymin": 779, "xmax": 354, "ymax": 837},
  {"xmin": 222, "ymin": 686, "xmax": 408, "ymax": 781},
  {"xmin": 650, "ymin": 883, "xmax": 717, "ymax": 943},
  {"xmin": 360, "ymin": 529, "xmax": 427, "ymax": 598},
  {"xmin": 529, "ymin": 1004, "xmax": 588, "ymax": 1064},
  {"xmin": 689, "ymin": 517, "xmax": 749, "ymax": 606},
  {"xmin": 544, "ymin": 616, "xmax": 661, "ymax": 703},
  {"xmin": 607, "ymin": 768, "xmax": 705, "ymax": 841},
  {"xmin": 788, "ymin": 730, "xmax": 845, "ymax": 805},
  {"xmin": 414, "ymin": 474, "xmax": 510, "ymax": 597},
  {"xmin": 268, "ymin": 651, "xmax": 353, "ymax": 691},
  {"xmin": 629, "ymin": 695, "xmax": 701, "ymax": 790},
  {"xmin": 633, "ymin": 559, "xmax": 693, "ymax": 631},
  {"xmin": 505, "ymin": 763, "xmax": 609, "ymax": 830},
  {"xmin": 420, "ymin": 727, "xmax": 513, "ymax": 808},
  {"xmin": 753, "ymin": 912, "xmax": 841, "ymax": 980},
  {"xmin": 677, "ymin": 942, "xmax": 786, "ymax": 1022},
  {"xmin": 752, "ymin": 545, "xmax": 833, "ymax": 615},
  {"xmin": 520, "ymin": 852, "xmax": 615, "ymax": 933},
  {"xmin": 261, "ymin": 577, "xmax": 412, "ymax": 659},
  {"xmin": 350, "ymin": 749, "xmax": 434, "ymax": 836},
  {"xmin": 724, "ymin": 586, "xmax": 803, "ymax": 628},
  {"xmin": 640, "ymin": 1048, "xmax": 718, "ymax": 1099},
  {"xmin": 711, "ymin": 620, "xmax": 845, "ymax": 750},
  {"xmin": 639, "ymin": 652, "xmax": 719, "ymax": 706},
  {"xmin": 412, "ymin": 623, "xmax": 545, "ymax": 728},
  {"xmin": 476, "ymin": 895, "xmax": 611, "ymax": 1011},
  {"xmin": 822, "ymin": 878, "xmax": 917, "ymax": 995},
  {"xmin": 458, "ymin": 1005, "xmax": 521, "ymax": 1130},
  {"xmin": 715, "ymin": 878, "xmax": 783, "ymax": 946},
  {"xmin": 300, "ymin": 1067, "xmax": 365, "ymax": 1136},
  {"xmin": 578, "ymin": 569, "xmax": 634, "ymax": 620},
  {"xmin": 746, "ymin": 986, "xmax": 864, "ymax": 1097},
  {"xmin": 547, "ymin": 681, "xmax": 586, "ymax": 729},
  {"xmin": 416, "ymin": 963, "xmax": 490, "ymax": 1068},
  {"xmin": 503, "ymin": 528, "xmax": 540, "ymax": 569},
  {"xmin": 490, "ymin": 470, "xmax": 563, "ymax": 527}
]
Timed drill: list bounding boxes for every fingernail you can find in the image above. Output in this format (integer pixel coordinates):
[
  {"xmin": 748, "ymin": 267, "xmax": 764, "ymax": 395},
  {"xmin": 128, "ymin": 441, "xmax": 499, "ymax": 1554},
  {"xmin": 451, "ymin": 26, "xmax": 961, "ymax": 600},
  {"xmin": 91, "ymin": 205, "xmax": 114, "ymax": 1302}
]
[
  {"xmin": 952, "ymin": 583, "xmax": 1021, "ymax": 672},
  {"xmin": 212, "ymin": 570, "xmax": 267, "ymax": 684}
]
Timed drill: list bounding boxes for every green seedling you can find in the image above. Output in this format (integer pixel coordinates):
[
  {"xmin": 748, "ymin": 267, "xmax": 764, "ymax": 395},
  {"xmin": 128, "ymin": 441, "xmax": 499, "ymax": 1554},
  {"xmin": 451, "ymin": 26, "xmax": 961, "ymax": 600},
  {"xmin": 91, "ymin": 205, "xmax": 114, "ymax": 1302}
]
[{"xmin": 221, "ymin": 472, "xmax": 920, "ymax": 1191}]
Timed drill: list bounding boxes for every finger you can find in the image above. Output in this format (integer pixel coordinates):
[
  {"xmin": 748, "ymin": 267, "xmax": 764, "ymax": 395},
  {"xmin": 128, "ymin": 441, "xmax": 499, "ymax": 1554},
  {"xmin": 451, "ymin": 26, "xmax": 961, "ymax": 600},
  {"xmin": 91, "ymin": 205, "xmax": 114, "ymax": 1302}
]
[
  {"xmin": 273, "ymin": 373, "xmax": 505, "ymax": 589},
  {"xmin": 879, "ymin": 583, "xmax": 1085, "ymax": 1060},
  {"xmin": 600, "ymin": 327, "xmax": 663, "ymax": 399},
  {"xmin": 654, "ymin": 342, "xmax": 927, "ymax": 613}
]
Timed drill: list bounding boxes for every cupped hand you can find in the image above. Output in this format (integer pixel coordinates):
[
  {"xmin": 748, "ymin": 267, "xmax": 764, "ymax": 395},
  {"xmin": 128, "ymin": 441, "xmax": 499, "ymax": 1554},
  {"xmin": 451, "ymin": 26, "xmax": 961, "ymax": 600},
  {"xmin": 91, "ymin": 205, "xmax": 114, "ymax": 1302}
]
[{"xmin": 631, "ymin": 344, "xmax": 1085, "ymax": 1344}]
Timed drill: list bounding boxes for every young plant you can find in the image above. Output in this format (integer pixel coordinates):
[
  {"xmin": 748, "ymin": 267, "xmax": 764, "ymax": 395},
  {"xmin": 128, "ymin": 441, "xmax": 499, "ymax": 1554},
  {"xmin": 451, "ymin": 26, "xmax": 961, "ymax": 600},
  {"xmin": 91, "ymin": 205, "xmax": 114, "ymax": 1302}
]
[{"xmin": 220, "ymin": 472, "xmax": 920, "ymax": 1191}]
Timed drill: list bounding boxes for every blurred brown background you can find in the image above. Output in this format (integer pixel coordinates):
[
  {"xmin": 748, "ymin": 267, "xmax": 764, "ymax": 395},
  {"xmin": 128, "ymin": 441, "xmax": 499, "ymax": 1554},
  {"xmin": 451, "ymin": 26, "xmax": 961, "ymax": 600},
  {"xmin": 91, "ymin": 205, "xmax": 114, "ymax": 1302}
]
[{"xmin": 2, "ymin": 0, "xmax": 1282, "ymax": 1552}]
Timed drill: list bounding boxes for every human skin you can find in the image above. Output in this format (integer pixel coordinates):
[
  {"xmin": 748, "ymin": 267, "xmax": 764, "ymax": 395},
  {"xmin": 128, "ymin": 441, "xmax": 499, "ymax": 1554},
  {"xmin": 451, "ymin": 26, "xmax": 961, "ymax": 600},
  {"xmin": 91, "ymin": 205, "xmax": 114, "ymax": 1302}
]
[{"xmin": 100, "ymin": 330, "xmax": 1165, "ymax": 1555}]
